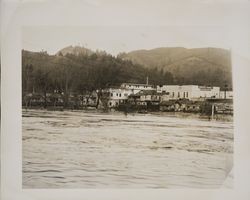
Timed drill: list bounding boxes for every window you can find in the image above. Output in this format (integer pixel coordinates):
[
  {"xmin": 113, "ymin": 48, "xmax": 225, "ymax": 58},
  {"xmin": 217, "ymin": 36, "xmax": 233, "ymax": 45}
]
[
  {"xmin": 186, "ymin": 92, "xmax": 188, "ymax": 98},
  {"xmin": 183, "ymin": 92, "xmax": 185, "ymax": 98},
  {"xmin": 116, "ymin": 93, "xmax": 118, "ymax": 96},
  {"xmin": 109, "ymin": 102, "xmax": 112, "ymax": 106},
  {"xmin": 178, "ymin": 92, "xmax": 180, "ymax": 98},
  {"xmin": 172, "ymin": 92, "xmax": 175, "ymax": 97},
  {"xmin": 166, "ymin": 92, "xmax": 170, "ymax": 95},
  {"xmin": 110, "ymin": 93, "xmax": 113, "ymax": 97},
  {"xmin": 119, "ymin": 93, "xmax": 121, "ymax": 97}
]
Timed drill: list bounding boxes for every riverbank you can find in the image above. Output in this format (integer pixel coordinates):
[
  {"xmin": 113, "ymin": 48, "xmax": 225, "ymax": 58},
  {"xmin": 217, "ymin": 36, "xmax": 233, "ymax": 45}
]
[
  {"xmin": 22, "ymin": 107, "xmax": 233, "ymax": 122},
  {"xmin": 22, "ymin": 103, "xmax": 233, "ymax": 118},
  {"xmin": 22, "ymin": 97, "xmax": 233, "ymax": 115}
]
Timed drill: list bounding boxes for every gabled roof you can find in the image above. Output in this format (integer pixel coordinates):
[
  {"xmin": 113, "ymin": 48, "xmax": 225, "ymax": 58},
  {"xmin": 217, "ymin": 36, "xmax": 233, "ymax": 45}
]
[
  {"xmin": 160, "ymin": 101, "xmax": 175, "ymax": 106},
  {"xmin": 137, "ymin": 90, "xmax": 158, "ymax": 96},
  {"xmin": 129, "ymin": 93, "xmax": 141, "ymax": 97}
]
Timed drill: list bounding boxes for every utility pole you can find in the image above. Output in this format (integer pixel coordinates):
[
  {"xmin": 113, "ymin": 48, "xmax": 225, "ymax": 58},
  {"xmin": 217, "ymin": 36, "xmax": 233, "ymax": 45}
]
[{"xmin": 146, "ymin": 76, "xmax": 149, "ymax": 85}]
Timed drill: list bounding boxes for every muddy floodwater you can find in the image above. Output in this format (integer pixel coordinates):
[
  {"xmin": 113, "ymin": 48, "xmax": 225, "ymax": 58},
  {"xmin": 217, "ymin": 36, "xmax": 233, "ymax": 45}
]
[{"xmin": 22, "ymin": 109, "xmax": 233, "ymax": 188}]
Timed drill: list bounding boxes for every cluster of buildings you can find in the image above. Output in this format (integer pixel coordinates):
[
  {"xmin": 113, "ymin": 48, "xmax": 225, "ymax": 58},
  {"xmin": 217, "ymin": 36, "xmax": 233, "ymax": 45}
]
[
  {"xmin": 23, "ymin": 92, "xmax": 99, "ymax": 108},
  {"xmin": 23, "ymin": 81, "xmax": 233, "ymax": 114},
  {"xmin": 102, "ymin": 83, "xmax": 233, "ymax": 110}
]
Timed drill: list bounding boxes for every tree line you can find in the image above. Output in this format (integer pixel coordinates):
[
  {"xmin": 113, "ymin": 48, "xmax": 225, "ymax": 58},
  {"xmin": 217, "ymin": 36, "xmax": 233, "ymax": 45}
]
[{"xmin": 22, "ymin": 50, "xmax": 174, "ymax": 106}]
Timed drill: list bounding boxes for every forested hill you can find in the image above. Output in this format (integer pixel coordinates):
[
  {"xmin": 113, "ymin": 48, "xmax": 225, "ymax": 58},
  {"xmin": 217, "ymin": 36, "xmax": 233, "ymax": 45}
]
[
  {"xmin": 22, "ymin": 49, "xmax": 173, "ymax": 95},
  {"xmin": 56, "ymin": 45, "xmax": 94, "ymax": 56},
  {"xmin": 22, "ymin": 46, "xmax": 232, "ymax": 95},
  {"xmin": 118, "ymin": 47, "xmax": 232, "ymax": 88}
]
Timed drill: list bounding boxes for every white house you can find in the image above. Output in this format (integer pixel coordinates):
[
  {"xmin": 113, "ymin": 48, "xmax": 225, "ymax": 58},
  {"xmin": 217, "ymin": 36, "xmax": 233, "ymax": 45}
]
[
  {"xmin": 105, "ymin": 88, "xmax": 134, "ymax": 107},
  {"xmin": 120, "ymin": 83, "xmax": 154, "ymax": 94},
  {"xmin": 136, "ymin": 90, "xmax": 161, "ymax": 102},
  {"xmin": 157, "ymin": 85, "xmax": 220, "ymax": 101}
]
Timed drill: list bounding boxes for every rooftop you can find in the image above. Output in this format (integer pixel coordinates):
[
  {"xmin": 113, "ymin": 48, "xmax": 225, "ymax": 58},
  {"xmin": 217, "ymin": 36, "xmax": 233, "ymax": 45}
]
[{"xmin": 121, "ymin": 83, "xmax": 154, "ymax": 87}]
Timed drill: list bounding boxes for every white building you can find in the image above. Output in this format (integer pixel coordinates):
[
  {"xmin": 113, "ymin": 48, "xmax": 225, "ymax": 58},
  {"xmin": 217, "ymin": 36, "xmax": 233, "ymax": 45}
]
[
  {"xmin": 219, "ymin": 90, "xmax": 233, "ymax": 99},
  {"xmin": 105, "ymin": 88, "xmax": 134, "ymax": 107},
  {"xmin": 157, "ymin": 85, "xmax": 220, "ymax": 101},
  {"xmin": 136, "ymin": 90, "xmax": 160, "ymax": 102},
  {"xmin": 120, "ymin": 83, "xmax": 154, "ymax": 94}
]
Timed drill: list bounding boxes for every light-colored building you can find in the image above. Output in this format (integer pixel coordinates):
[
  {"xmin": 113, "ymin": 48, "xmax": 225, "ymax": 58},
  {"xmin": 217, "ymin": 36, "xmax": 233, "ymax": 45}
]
[
  {"xmin": 157, "ymin": 85, "xmax": 220, "ymax": 101},
  {"xmin": 138, "ymin": 90, "xmax": 160, "ymax": 102},
  {"xmin": 120, "ymin": 83, "xmax": 154, "ymax": 94},
  {"xmin": 219, "ymin": 90, "xmax": 233, "ymax": 99},
  {"xmin": 127, "ymin": 90, "xmax": 160, "ymax": 110},
  {"xmin": 104, "ymin": 88, "xmax": 134, "ymax": 107}
]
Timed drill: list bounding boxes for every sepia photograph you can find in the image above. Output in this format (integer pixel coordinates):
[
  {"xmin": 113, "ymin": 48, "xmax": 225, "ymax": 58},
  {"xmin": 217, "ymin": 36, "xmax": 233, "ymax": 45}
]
[
  {"xmin": 3, "ymin": 0, "xmax": 250, "ymax": 199},
  {"xmin": 21, "ymin": 26, "xmax": 234, "ymax": 189}
]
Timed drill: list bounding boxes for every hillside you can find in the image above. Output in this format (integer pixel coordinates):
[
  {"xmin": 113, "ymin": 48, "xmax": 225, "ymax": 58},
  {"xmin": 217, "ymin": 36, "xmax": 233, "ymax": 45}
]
[
  {"xmin": 118, "ymin": 47, "xmax": 232, "ymax": 87},
  {"xmin": 22, "ymin": 49, "xmax": 172, "ymax": 97},
  {"xmin": 56, "ymin": 45, "xmax": 94, "ymax": 56},
  {"xmin": 22, "ymin": 46, "xmax": 233, "ymax": 97},
  {"xmin": 56, "ymin": 45, "xmax": 108, "ymax": 57}
]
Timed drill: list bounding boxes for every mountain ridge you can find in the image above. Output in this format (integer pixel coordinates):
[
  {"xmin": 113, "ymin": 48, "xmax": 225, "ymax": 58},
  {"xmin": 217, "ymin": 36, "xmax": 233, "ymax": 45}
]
[
  {"xmin": 22, "ymin": 46, "xmax": 232, "ymax": 91},
  {"xmin": 118, "ymin": 47, "xmax": 232, "ymax": 87},
  {"xmin": 56, "ymin": 45, "xmax": 108, "ymax": 56}
]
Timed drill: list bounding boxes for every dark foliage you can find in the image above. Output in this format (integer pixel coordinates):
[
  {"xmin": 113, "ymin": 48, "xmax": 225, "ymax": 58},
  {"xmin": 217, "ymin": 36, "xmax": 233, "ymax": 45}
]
[
  {"xmin": 22, "ymin": 50, "xmax": 173, "ymax": 97},
  {"xmin": 118, "ymin": 47, "xmax": 232, "ymax": 88}
]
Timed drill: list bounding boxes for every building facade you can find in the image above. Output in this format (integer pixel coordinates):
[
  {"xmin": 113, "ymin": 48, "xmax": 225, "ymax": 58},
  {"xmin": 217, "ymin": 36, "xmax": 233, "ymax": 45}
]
[
  {"xmin": 219, "ymin": 90, "xmax": 233, "ymax": 99},
  {"xmin": 104, "ymin": 88, "xmax": 134, "ymax": 107},
  {"xmin": 120, "ymin": 83, "xmax": 154, "ymax": 94},
  {"xmin": 157, "ymin": 85, "xmax": 220, "ymax": 101}
]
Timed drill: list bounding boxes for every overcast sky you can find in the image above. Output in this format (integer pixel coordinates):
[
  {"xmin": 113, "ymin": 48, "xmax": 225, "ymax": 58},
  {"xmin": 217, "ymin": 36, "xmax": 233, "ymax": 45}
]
[
  {"xmin": 19, "ymin": 0, "xmax": 250, "ymax": 56},
  {"xmin": 22, "ymin": 26, "xmax": 232, "ymax": 56}
]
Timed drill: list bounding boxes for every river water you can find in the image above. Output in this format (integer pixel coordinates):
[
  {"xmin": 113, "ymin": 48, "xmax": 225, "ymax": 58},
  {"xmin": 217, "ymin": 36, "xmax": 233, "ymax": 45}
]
[{"xmin": 22, "ymin": 109, "xmax": 233, "ymax": 188}]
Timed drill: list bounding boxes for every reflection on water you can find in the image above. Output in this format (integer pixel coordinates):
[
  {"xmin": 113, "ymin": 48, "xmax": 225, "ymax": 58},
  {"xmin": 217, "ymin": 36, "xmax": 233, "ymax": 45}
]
[{"xmin": 22, "ymin": 109, "xmax": 233, "ymax": 188}]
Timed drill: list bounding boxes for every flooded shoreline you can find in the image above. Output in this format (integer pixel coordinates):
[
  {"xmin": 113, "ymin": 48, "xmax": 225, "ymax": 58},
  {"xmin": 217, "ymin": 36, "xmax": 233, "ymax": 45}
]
[
  {"xmin": 22, "ymin": 108, "xmax": 233, "ymax": 121},
  {"xmin": 22, "ymin": 109, "xmax": 233, "ymax": 188}
]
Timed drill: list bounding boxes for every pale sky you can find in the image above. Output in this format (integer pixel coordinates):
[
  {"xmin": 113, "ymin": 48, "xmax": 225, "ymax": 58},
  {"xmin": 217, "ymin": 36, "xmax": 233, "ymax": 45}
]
[
  {"xmin": 22, "ymin": 26, "xmax": 232, "ymax": 56},
  {"xmin": 18, "ymin": 0, "xmax": 250, "ymax": 57}
]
